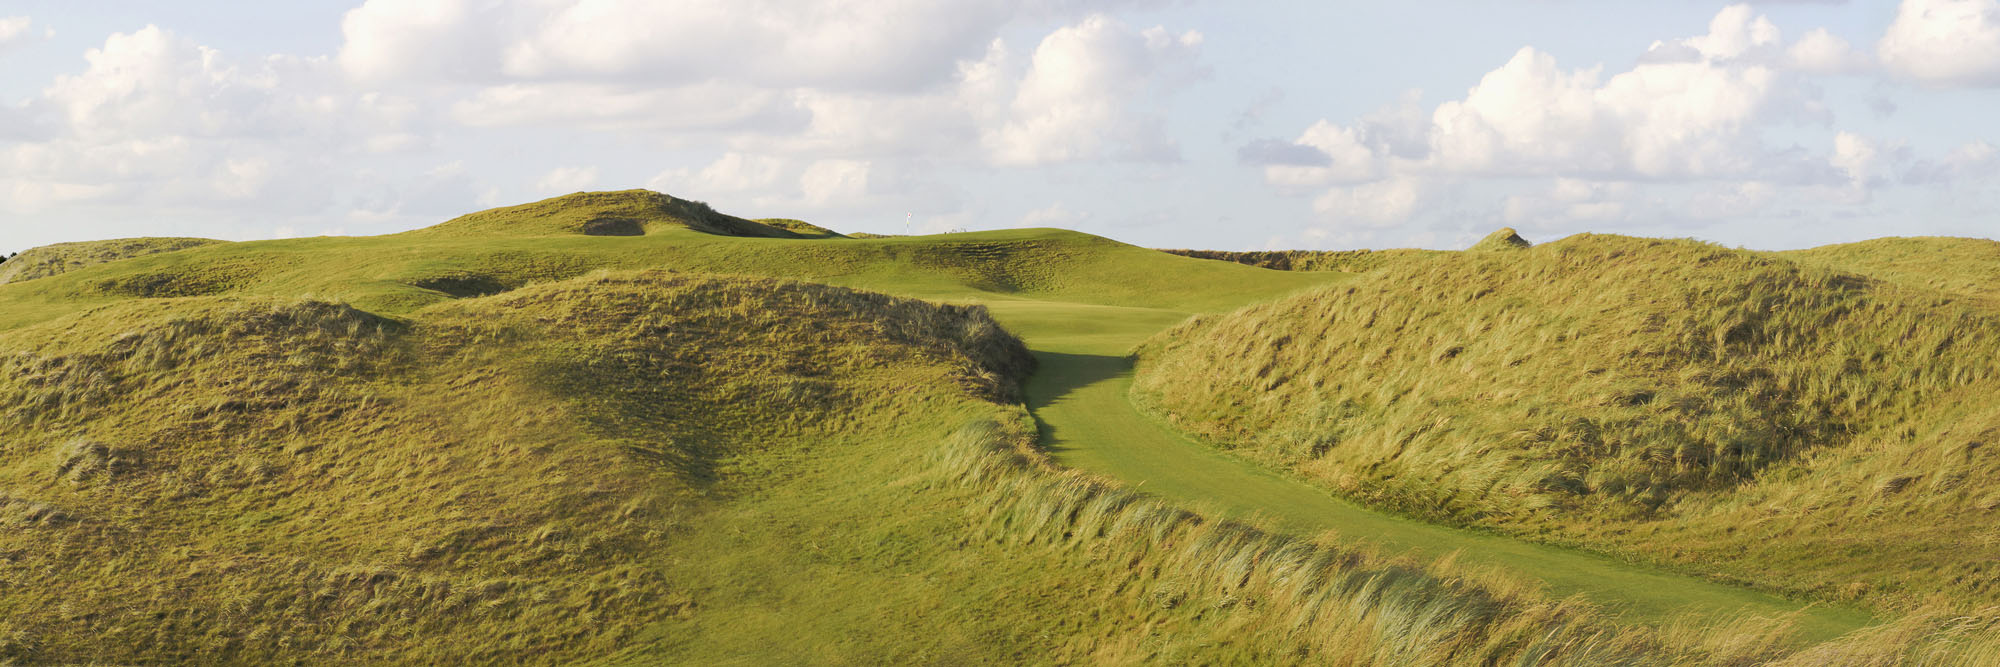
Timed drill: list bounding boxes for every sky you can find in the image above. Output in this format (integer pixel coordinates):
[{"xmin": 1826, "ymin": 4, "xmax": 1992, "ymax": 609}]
[{"xmin": 1, "ymin": 0, "xmax": 1998, "ymax": 254}]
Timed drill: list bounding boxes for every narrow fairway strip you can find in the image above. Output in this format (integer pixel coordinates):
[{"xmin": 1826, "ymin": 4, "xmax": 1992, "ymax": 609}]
[{"xmin": 982, "ymin": 299, "xmax": 1873, "ymax": 643}]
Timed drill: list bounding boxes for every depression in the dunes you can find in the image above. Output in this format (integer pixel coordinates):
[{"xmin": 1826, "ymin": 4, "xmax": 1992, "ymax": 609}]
[{"xmin": 4, "ymin": 1, "xmax": 2000, "ymax": 665}]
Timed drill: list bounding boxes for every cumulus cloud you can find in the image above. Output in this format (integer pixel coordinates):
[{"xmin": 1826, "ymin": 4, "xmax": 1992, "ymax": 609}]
[
  {"xmin": 1312, "ymin": 177, "xmax": 1421, "ymax": 229},
  {"xmin": 984, "ymin": 15, "xmax": 1203, "ymax": 165},
  {"xmin": 1787, "ymin": 28, "xmax": 1871, "ymax": 74},
  {"xmin": 1252, "ymin": 3, "xmax": 2000, "ymax": 245},
  {"xmin": 646, "ymin": 153, "xmax": 912, "ymax": 213},
  {"xmin": 2, "ymin": 25, "xmax": 427, "ymax": 216},
  {"xmin": 1258, "ymin": 6, "xmax": 1835, "ymax": 192},
  {"xmin": 338, "ymin": 0, "xmax": 1205, "ymax": 172},
  {"xmin": 1878, "ymin": 0, "xmax": 2000, "ymax": 86}
]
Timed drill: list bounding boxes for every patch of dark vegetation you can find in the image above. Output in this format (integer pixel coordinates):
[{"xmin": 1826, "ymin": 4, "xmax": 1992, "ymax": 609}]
[
  {"xmin": 406, "ymin": 273, "xmax": 517, "ymax": 298},
  {"xmin": 1161, "ymin": 247, "xmax": 1443, "ymax": 272},
  {"xmin": 93, "ymin": 263, "xmax": 260, "ymax": 298},
  {"xmin": 581, "ymin": 216, "xmax": 645, "ymax": 236},
  {"xmin": 755, "ymin": 218, "xmax": 847, "ymax": 239},
  {"xmin": 0, "ymin": 490, "xmax": 76, "ymax": 527},
  {"xmin": 52, "ymin": 439, "xmax": 135, "ymax": 485}
]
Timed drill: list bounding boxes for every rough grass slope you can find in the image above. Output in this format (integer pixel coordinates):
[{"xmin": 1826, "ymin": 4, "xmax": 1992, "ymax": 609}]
[{"xmin": 1134, "ymin": 233, "xmax": 2000, "ymax": 611}]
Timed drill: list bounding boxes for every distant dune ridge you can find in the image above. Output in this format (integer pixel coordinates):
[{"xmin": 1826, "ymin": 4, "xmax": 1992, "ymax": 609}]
[{"xmin": 0, "ymin": 237, "xmax": 224, "ymax": 286}]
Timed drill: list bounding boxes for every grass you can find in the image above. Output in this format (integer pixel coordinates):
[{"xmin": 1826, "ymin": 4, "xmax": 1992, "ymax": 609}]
[
  {"xmin": 2, "ymin": 190, "xmax": 1996, "ymax": 663},
  {"xmin": 1135, "ymin": 232, "xmax": 2000, "ymax": 616},
  {"xmin": 0, "ymin": 237, "xmax": 223, "ymax": 286}
]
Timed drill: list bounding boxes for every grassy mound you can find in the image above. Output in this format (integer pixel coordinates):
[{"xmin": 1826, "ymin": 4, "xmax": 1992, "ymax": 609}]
[
  {"xmin": 410, "ymin": 190, "xmax": 811, "ymax": 239},
  {"xmin": 1135, "ymin": 233, "xmax": 2000, "ymax": 610},
  {"xmin": 0, "ymin": 237, "xmax": 224, "ymax": 286},
  {"xmin": 1785, "ymin": 236, "xmax": 2000, "ymax": 301},
  {"xmin": 1469, "ymin": 227, "xmax": 1532, "ymax": 251},
  {"xmin": 0, "ymin": 271, "xmax": 1035, "ymax": 663}
]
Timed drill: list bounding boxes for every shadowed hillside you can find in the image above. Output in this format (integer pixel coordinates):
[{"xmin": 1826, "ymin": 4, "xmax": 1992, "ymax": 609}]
[{"xmin": 1134, "ymin": 233, "xmax": 2000, "ymax": 612}]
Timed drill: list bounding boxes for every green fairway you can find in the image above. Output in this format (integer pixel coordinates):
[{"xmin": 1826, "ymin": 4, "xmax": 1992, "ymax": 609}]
[{"xmin": 973, "ymin": 297, "xmax": 1873, "ymax": 642}]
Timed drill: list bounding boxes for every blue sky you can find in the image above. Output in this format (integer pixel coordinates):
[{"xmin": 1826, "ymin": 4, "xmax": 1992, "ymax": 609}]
[{"xmin": 2, "ymin": 1, "xmax": 1997, "ymax": 253}]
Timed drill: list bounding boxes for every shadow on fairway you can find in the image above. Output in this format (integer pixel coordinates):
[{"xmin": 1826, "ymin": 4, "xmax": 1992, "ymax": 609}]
[{"xmin": 1024, "ymin": 350, "xmax": 1131, "ymax": 456}]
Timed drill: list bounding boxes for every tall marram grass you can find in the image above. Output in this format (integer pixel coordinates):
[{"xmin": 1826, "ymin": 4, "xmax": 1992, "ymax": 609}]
[
  {"xmin": 926, "ymin": 419, "xmax": 1877, "ymax": 666},
  {"xmin": 1134, "ymin": 234, "xmax": 2000, "ymax": 610}
]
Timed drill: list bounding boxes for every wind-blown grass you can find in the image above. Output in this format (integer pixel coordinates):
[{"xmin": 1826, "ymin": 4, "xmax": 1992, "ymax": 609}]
[{"xmin": 1134, "ymin": 233, "xmax": 2000, "ymax": 612}]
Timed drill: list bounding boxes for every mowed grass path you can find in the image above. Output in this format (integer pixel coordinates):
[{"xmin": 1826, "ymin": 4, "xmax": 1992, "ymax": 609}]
[{"xmin": 975, "ymin": 297, "xmax": 1873, "ymax": 642}]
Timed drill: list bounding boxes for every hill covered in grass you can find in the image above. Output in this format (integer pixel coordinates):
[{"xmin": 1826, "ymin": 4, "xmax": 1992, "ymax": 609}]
[
  {"xmin": 409, "ymin": 189, "xmax": 819, "ymax": 239},
  {"xmin": 0, "ymin": 237, "xmax": 224, "ymax": 286},
  {"xmin": 4, "ymin": 190, "xmax": 1998, "ymax": 663},
  {"xmin": 1134, "ymin": 232, "xmax": 2000, "ymax": 612},
  {"xmin": 1783, "ymin": 236, "xmax": 2000, "ymax": 301},
  {"xmin": 0, "ymin": 270, "xmax": 1047, "ymax": 663}
]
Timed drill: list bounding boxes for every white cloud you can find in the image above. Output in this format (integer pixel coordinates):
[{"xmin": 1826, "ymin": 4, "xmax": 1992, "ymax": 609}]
[
  {"xmin": 1262, "ymin": 120, "xmax": 1379, "ymax": 187},
  {"xmin": 499, "ymin": 0, "xmax": 1014, "ymax": 92},
  {"xmin": 984, "ymin": 15, "xmax": 1203, "ymax": 166},
  {"xmin": 1254, "ymin": 3, "xmax": 2000, "ymax": 244},
  {"xmin": 1424, "ymin": 45, "xmax": 1795, "ymax": 179},
  {"xmin": 337, "ymin": 0, "xmax": 1163, "ymax": 93},
  {"xmin": 1878, "ymin": 0, "xmax": 2000, "ymax": 86},
  {"xmin": 0, "ymin": 16, "xmax": 33, "ymax": 50},
  {"xmin": 1, "ymin": 25, "xmax": 429, "ymax": 217},
  {"xmin": 338, "ymin": 0, "xmax": 501, "ymax": 84},
  {"xmin": 536, "ymin": 166, "xmax": 599, "ymax": 193},
  {"xmin": 1503, "ymin": 179, "xmax": 1636, "ymax": 227},
  {"xmin": 1312, "ymin": 177, "xmax": 1420, "ymax": 229},
  {"xmin": 647, "ymin": 153, "xmax": 910, "ymax": 213},
  {"xmin": 1682, "ymin": 4, "xmax": 1784, "ymax": 61},
  {"xmin": 1787, "ymin": 28, "xmax": 1871, "ymax": 73},
  {"xmin": 451, "ymin": 82, "xmax": 808, "ymax": 132},
  {"xmin": 799, "ymin": 160, "xmax": 871, "ymax": 205}
]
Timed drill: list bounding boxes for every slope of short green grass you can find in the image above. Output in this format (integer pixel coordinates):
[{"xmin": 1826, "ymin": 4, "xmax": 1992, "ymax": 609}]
[
  {"xmin": 0, "ymin": 237, "xmax": 224, "ymax": 286},
  {"xmin": 1133, "ymin": 233, "xmax": 2000, "ymax": 614}
]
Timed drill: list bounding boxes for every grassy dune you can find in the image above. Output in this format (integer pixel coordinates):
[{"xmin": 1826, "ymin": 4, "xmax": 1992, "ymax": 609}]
[
  {"xmin": 3, "ymin": 190, "xmax": 1997, "ymax": 663},
  {"xmin": 0, "ymin": 237, "xmax": 225, "ymax": 286},
  {"xmin": 1136, "ymin": 233, "xmax": 2000, "ymax": 615}
]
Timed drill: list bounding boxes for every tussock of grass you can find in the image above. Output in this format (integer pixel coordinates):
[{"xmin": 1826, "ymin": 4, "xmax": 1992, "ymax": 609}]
[
  {"xmin": 0, "ymin": 237, "xmax": 224, "ymax": 285},
  {"xmin": 928, "ymin": 418, "xmax": 1975, "ymax": 665},
  {"xmin": 1135, "ymin": 233, "xmax": 2000, "ymax": 611},
  {"xmin": 1468, "ymin": 226, "xmax": 1532, "ymax": 251}
]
